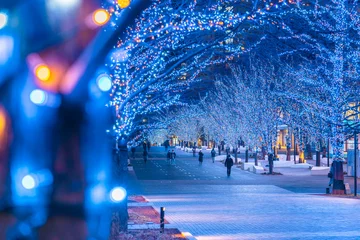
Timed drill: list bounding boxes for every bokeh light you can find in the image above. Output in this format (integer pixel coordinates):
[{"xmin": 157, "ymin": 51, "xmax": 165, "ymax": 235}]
[
  {"xmin": 22, "ymin": 175, "xmax": 36, "ymax": 190},
  {"xmin": 30, "ymin": 89, "xmax": 47, "ymax": 105},
  {"xmin": 35, "ymin": 64, "xmax": 51, "ymax": 81},
  {"xmin": 93, "ymin": 9, "xmax": 109, "ymax": 26},
  {"xmin": 117, "ymin": 0, "xmax": 131, "ymax": 9},
  {"xmin": 97, "ymin": 74, "xmax": 112, "ymax": 92},
  {"xmin": 110, "ymin": 187, "xmax": 126, "ymax": 202},
  {"xmin": 0, "ymin": 12, "xmax": 8, "ymax": 30}
]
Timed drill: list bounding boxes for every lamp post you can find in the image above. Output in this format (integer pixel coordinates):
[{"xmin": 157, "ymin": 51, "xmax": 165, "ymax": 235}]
[
  {"xmin": 327, "ymin": 138, "xmax": 330, "ymax": 167},
  {"xmin": 354, "ymin": 131, "xmax": 357, "ymax": 196}
]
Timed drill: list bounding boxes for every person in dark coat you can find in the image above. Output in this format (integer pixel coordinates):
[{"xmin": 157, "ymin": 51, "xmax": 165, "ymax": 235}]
[
  {"xmin": 218, "ymin": 145, "xmax": 221, "ymax": 155},
  {"xmin": 143, "ymin": 150, "xmax": 148, "ymax": 163},
  {"xmin": 198, "ymin": 150, "xmax": 204, "ymax": 165},
  {"xmin": 131, "ymin": 147, "xmax": 136, "ymax": 160},
  {"xmin": 167, "ymin": 150, "xmax": 171, "ymax": 164},
  {"xmin": 211, "ymin": 148, "xmax": 216, "ymax": 163},
  {"xmin": 170, "ymin": 149, "xmax": 176, "ymax": 165},
  {"xmin": 224, "ymin": 155, "xmax": 234, "ymax": 177},
  {"xmin": 192, "ymin": 146, "xmax": 196, "ymax": 157}
]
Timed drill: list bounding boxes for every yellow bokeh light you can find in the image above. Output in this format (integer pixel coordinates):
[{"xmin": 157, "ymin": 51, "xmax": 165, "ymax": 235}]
[
  {"xmin": 35, "ymin": 64, "xmax": 51, "ymax": 81},
  {"xmin": 117, "ymin": 0, "xmax": 131, "ymax": 9},
  {"xmin": 0, "ymin": 106, "xmax": 7, "ymax": 148},
  {"xmin": 93, "ymin": 9, "xmax": 110, "ymax": 26}
]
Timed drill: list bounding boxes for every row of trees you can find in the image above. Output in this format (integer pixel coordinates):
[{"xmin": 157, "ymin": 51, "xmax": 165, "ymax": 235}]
[{"xmin": 106, "ymin": 0, "xmax": 360, "ymax": 232}]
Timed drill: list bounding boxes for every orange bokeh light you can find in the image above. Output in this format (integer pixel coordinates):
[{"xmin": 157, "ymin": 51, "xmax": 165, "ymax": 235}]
[
  {"xmin": 93, "ymin": 9, "xmax": 110, "ymax": 26},
  {"xmin": 117, "ymin": 0, "xmax": 131, "ymax": 9},
  {"xmin": 35, "ymin": 64, "xmax": 51, "ymax": 81}
]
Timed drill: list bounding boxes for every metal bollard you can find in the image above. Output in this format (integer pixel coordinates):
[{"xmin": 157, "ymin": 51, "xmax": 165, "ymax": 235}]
[{"xmin": 160, "ymin": 207, "xmax": 165, "ymax": 233}]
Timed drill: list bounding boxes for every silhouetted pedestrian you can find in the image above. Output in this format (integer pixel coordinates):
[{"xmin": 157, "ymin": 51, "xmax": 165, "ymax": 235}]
[
  {"xmin": 170, "ymin": 150, "xmax": 176, "ymax": 165},
  {"xmin": 143, "ymin": 150, "xmax": 148, "ymax": 163},
  {"xmin": 192, "ymin": 147, "xmax": 196, "ymax": 157},
  {"xmin": 211, "ymin": 148, "xmax": 216, "ymax": 163},
  {"xmin": 218, "ymin": 145, "xmax": 221, "ymax": 155},
  {"xmin": 198, "ymin": 150, "xmax": 204, "ymax": 165},
  {"xmin": 224, "ymin": 155, "xmax": 234, "ymax": 177},
  {"xmin": 167, "ymin": 150, "xmax": 171, "ymax": 164},
  {"xmin": 131, "ymin": 147, "xmax": 136, "ymax": 160}
]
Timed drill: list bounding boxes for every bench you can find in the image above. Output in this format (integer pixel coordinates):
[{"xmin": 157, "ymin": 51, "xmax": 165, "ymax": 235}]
[
  {"xmin": 310, "ymin": 166, "xmax": 330, "ymax": 176},
  {"xmin": 290, "ymin": 163, "xmax": 313, "ymax": 169},
  {"xmin": 253, "ymin": 165, "xmax": 265, "ymax": 174},
  {"xmin": 273, "ymin": 161, "xmax": 294, "ymax": 168}
]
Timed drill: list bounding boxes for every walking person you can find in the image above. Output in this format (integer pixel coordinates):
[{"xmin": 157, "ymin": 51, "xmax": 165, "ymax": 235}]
[
  {"xmin": 131, "ymin": 146, "xmax": 136, "ymax": 160},
  {"xmin": 218, "ymin": 145, "xmax": 221, "ymax": 155},
  {"xmin": 192, "ymin": 146, "xmax": 196, "ymax": 157},
  {"xmin": 328, "ymin": 162, "xmax": 334, "ymax": 188},
  {"xmin": 143, "ymin": 150, "xmax": 148, "ymax": 163},
  {"xmin": 198, "ymin": 150, "xmax": 204, "ymax": 166},
  {"xmin": 170, "ymin": 149, "xmax": 176, "ymax": 165},
  {"xmin": 147, "ymin": 141, "xmax": 151, "ymax": 152},
  {"xmin": 211, "ymin": 148, "xmax": 216, "ymax": 163},
  {"xmin": 225, "ymin": 145, "xmax": 230, "ymax": 155},
  {"xmin": 167, "ymin": 150, "xmax": 171, "ymax": 164},
  {"xmin": 224, "ymin": 154, "xmax": 234, "ymax": 177}
]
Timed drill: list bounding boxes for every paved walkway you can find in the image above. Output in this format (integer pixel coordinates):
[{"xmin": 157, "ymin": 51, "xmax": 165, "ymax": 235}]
[{"xmin": 129, "ymin": 147, "xmax": 360, "ymax": 240}]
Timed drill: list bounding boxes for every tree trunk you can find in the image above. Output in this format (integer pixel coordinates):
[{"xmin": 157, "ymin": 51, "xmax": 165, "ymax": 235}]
[
  {"xmin": 330, "ymin": 122, "xmax": 345, "ymax": 194},
  {"xmin": 305, "ymin": 143, "xmax": 312, "ymax": 160},
  {"xmin": 316, "ymin": 151, "xmax": 321, "ymax": 166},
  {"xmin": 235, "ymin": 148, "xmax": 238, "ymax": 164},
  {"xmin": 245, "ymin": 149, "xmax": 249, "ymax": 163},
  {"xmin": 111, "ymin": 139, "xmax": 129, "ymax": 233},
  {"xmin": 255, "ymin": 150, "xmax": 258, "ymax": 166},
  {"xmin": 286, "ymin": 146, "xmax": 291, "ymax": 161}
]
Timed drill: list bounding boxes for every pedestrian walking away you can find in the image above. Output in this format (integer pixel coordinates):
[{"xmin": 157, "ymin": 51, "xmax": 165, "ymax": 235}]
[
  {"xmin": 131, "ymin": 146, "xmax": 136, "ymax": 160},
  {"xmin": 170, "ymin": 149, "xmax": 176, "ymax": 165},
  {"xmin": 328, "ymin": 162, "xmax": 334, "ymax": 189},
  {"xmin": 143, "ymin": 150, "xmax": 148, "ymax": 163},
  {"xmin": 167, "ymin": 150, "xmax": 171, "ymax": 164},
  {"xmin": 211, "ymin": 148, "xmax": 216, "ymax": 163},
  {"xmin": 224, "ymin": 154, "xmax": 234, "ymax": 177},
  {"xmin": 147, "ymin": 141, "xmax": 151, "ymax": 152},
  {"xmin": 198, "ymin": 150, "xmax": 204, "ymax": 166}
]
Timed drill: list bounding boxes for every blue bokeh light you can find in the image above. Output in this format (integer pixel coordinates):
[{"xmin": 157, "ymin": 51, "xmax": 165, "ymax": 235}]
[
  {"xmin": 22, "ymin": 175, "xmax": 36, "ymax": 190},
  {"xmin": 97, "ymin": 74, "xmax": 112, "ymax": 92},
  {"xmin": 30, "ymin": 89, "xmax": 47, "ymax": 105},
  {"xmin": 110, "ymin": 187, "xmax": 126, "ymax": 202},
  {"xmin": 0, "ymin": 12, "xmax": 8, "ymax": 30}
]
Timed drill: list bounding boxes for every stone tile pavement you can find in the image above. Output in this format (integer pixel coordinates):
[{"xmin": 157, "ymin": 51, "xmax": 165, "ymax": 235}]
[
  {"xmin": 130, "ymin": 147, "xmax": 360, "ymax": 239},
  {"xmin": 145, "ymin": 185, "xmax": 360, "ymax": 240}
]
